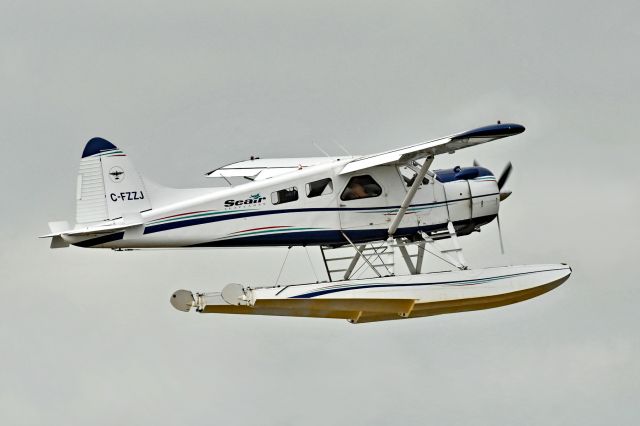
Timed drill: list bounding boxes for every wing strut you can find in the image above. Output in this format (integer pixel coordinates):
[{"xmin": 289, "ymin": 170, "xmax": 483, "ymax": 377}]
[
  {"xmin": 388, "ymin": 156, "xmax": 434, "ymax": 238},
  {"xmin": 343, "ymin": 244, "xmax": 366, "ymax": 280},
  {"xmin": 341, "ymin": 231, "xmax": 383, "ymax": 278}
]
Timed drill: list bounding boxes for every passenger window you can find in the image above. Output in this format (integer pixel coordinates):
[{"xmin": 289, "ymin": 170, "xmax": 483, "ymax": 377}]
[
  {"xmin": 271, "ymin": 187, "xmax": 299, "ymax": 204},
  {"xmin": 340, "ymin": 175, "xmax": 382, "ymax": 201},
  {"xmin": 306, "ymin": 178, "xmax": 333, "ymax": 198}
]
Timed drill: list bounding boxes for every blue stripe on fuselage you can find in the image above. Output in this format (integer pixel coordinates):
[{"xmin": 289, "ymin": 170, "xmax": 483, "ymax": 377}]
[
  {"xmin": 73, "ymin": 214, "xmax": 496, "ymax": 248},
  {"xmin": 73, "ymin": 232, "xmax": 125, "ymax": 247},
  {"xmin": 188, "ymin": 215, "xmax": 496, "ymax": 247},
  {"xmin": 142, "ymin": 193, "xmax": 496, "ymax": 235},
  {"xmin": 73, "ymin": 193, "xmax": 499, "ymax": 248}
]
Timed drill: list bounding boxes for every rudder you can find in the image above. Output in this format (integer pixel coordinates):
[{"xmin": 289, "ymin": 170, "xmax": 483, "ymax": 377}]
[{"xmin": 76, "ymin": 138, "xmax": 151, "ymax": 224}]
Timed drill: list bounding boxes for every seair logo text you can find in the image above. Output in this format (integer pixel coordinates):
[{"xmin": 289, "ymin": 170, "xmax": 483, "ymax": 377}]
[{"xmin": 224, "ymin": 193, "xmax": 266, "ymax": 208}]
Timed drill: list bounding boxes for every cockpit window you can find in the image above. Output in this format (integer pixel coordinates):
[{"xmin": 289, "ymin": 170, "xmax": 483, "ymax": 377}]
[
  {"xmin": 340, "ymin": 175, "xmax": 382, "ymax": 201},
  {"xmin": 306, "ymin": 178, "xmax": 333, "ymax": 198},
  {"xmin": 271, "ymin": 187, "xmax": 298, "ymax": 204},
  {"xmin": 398, "ymin": 165, "xmax": 430, "ymax": 187}
]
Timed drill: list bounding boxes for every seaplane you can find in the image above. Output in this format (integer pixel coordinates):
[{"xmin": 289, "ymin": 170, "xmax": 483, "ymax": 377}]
[{"xmin": 41, "ymin": 122, "xmax": 571, "ymax": 323}]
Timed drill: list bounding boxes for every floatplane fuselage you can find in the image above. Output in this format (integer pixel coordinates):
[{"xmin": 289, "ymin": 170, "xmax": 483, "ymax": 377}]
[
  {"xmin": 42, "ymin": 123, "xmax": 572, "ymax": 323},
  {"xmin": 65, "ymin": 156, "xmax": 501, "ymax": 250}
]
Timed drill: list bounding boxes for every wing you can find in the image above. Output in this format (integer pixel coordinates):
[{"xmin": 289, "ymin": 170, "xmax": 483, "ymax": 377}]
[
  {"xmin": 206, "ymin": 157, "xmax": 352, "ymax": 181},
  {"xmin": 339, "ymin": 123, "xmax": 525, "ymax": 175}
]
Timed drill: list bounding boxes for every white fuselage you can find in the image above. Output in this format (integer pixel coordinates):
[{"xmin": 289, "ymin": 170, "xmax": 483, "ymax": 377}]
[{"xmin": 67, "ymin": 161, "xmax": 500, "ymax": 248}]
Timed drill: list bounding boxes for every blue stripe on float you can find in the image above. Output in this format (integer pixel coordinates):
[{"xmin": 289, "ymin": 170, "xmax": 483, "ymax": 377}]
[{"xmin": 289, "ymin": 267, "xmax": 567, "ymax": 298}]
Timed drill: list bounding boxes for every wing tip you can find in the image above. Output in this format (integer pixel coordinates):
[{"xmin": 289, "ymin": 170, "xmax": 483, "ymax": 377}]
[{"xmin": 453, "ymin": 123, "xmax": 525, "ymax": 140}]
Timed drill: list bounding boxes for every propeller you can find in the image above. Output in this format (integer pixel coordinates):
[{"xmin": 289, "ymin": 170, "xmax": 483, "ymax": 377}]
[
  {"xmin": 473, "ymin": 160, "xmax": 513, "ymax": 199},
  {"xmin": 497, "ymin": 161, "xmax": 513, "ymax": 190},
  {"xmin": 496, "ymin": 162, "xmax": 513, "ymax": 254},
  {"xmin": 496, "ymin": 215, "xmax": 505, "ymax": 255},
  {"xmin": 473, "ymin": 159, "xmax": 513, "ymax": 254}
]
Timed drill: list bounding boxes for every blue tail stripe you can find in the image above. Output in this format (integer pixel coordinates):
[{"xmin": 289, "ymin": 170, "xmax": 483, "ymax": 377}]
[{"xmin": 82, "ymin": 137, "xmax": 117, "ymax": 158}]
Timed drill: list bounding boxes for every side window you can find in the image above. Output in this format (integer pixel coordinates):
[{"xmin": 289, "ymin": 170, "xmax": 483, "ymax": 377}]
[
  {"xmin": 398, "ymin": 165, "xmax": 429, "ymax": 187},
  {"xmin": 306, "ymin": 178, "xmax": 333, "ymax": 198},
  {"xmin": 340, "ymin": 175, "xmax": 382, "ymax": 201},
  {"xmin": 271, "ymin": 187, "xmax": 298, "ymax": 204}
]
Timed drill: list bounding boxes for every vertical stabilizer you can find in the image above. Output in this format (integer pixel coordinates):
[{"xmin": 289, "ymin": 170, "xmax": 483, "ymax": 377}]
[{"xmin": 76, "ymin": 138, "xmax": 151, "ymax": 223}]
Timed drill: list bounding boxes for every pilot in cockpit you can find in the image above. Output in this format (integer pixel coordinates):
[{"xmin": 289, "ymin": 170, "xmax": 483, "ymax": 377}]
[{"xmin": 342, "ymin": 176, "xmax": 382, "ymax": 200}]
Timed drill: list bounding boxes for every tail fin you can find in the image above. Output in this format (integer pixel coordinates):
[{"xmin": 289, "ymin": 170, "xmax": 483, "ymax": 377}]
[{"xmin": 76, "ymin": 138, "xmax": 151, "ymax": 224}]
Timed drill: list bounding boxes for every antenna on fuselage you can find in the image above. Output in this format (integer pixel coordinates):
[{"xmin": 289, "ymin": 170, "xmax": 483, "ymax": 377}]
[
  {"xmin": 312, "ymin": 141, "xmax": 331, "ymax": 158},
  {"xmin": 333, "ymin": 141, "xmax": 352, "ymax": 156}
]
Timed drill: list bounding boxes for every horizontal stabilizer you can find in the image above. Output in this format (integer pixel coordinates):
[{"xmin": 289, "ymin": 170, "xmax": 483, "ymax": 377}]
[
  {"xmin": 50, "ymin": 235, "xmax": 70, "ymax": 249},
  {"xmin": 39, "ymin": 220, "xmax": 144, "ymax": 239},
  {"xmin": 42, "ymin": 222, "xmax": 72, "ymax": 248}
]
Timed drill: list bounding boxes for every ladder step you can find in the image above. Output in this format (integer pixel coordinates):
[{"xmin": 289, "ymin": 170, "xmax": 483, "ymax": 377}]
[
  {"xmin": 325, "ymin": 256, "xmax": 359, "ymax": 261},
  {"xmin": 325, "ymin": 253, "xmax": 393, "ymax": 261}
]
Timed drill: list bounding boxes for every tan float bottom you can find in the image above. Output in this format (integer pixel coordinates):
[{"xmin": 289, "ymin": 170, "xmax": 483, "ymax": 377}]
[{"xmin": 200, "ymin": 275, "xmax": 568, "ymax": 324}]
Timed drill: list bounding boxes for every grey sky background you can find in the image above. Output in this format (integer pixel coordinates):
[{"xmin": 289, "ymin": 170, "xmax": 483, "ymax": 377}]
[{"xmin": 1, "ymin": 1, "xmax": 639, "ymax": 424}]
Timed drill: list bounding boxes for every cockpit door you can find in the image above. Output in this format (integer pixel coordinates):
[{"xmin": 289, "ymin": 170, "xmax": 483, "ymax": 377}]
[{"xmin": 338, "ymin": 166, "xmax": 417, "ymax": 233}]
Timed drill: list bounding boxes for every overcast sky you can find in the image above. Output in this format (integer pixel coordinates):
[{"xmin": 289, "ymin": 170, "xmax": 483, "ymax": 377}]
[{"xmin": 1, "ymin": 1, "xmax": 639, "ymax": 425}]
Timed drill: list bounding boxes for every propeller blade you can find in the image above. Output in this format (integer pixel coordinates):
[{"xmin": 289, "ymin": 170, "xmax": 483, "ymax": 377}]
[
  {"xmin": 497, "ymin": 162, "xmax": 512, "ymax": 190},
  {"xmin": 499, "ymin": 190, "xmax": 512, "ymax": 201},
  {"xmin": 497, "ymin": 215, "xmax": 505, "ymax": 255}
]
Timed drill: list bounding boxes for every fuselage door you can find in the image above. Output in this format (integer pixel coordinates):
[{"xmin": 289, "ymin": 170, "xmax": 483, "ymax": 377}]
[
  {"xmin": 397, "ymin": 165, "xmax": 440, "ymax": 229},
  {"xmin": 338, "ymin": 166, "xmax": 417, "ymax": 233}
]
